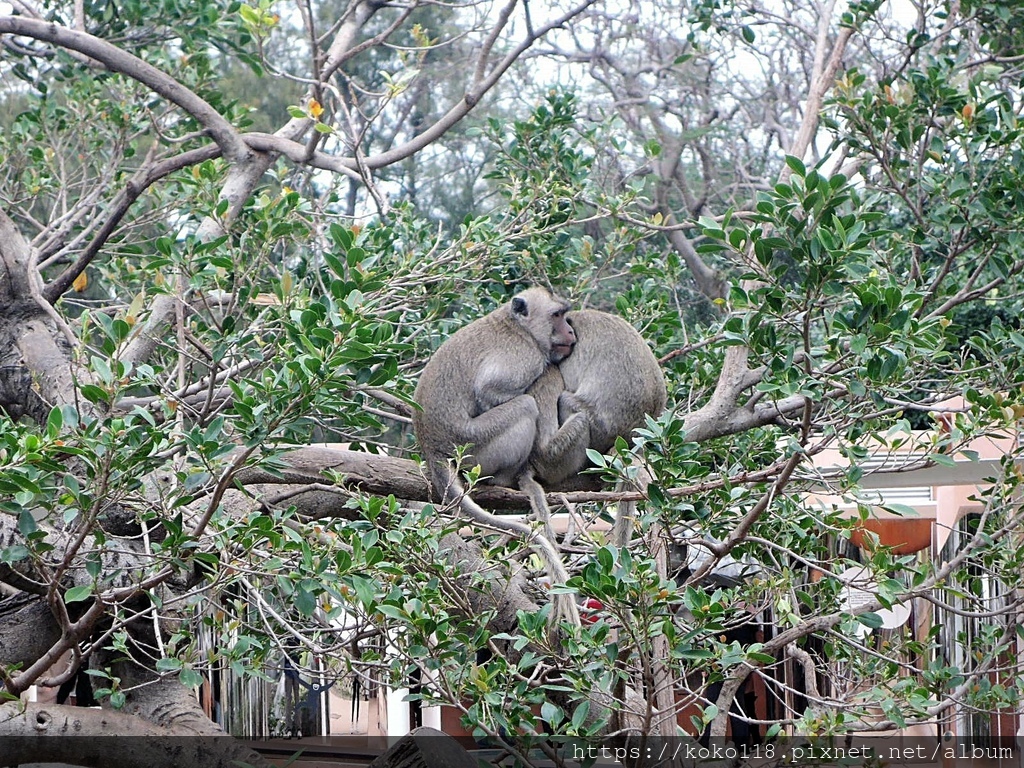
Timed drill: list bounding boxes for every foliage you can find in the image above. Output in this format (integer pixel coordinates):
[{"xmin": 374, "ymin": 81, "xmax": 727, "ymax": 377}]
[{"xmin": 2, "ymin": 0, "xmax": 1024, "ymax": 762}]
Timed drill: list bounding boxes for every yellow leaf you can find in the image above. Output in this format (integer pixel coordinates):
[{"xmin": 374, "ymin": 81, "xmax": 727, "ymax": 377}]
[
  {"xmin": 125, "ymin": 291, "xmax": 145, "ymax": 326},
  {"xmin": 72, "ymin": 272, "xmax": 88, "ymax": 292},
  {"xmin": 308, "ymin": 99, "xmax": 324, "ymax": 119}
]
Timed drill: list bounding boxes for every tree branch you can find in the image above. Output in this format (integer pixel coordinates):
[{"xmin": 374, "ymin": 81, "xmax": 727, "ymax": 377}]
[
  {"xmin": 42, "ymin": 146, "xmax": 222, "ymax": 302},
  {"xmin": 355, "ymin": 0, "xmax": 601, "ymax": 171},
  {"xmin": 0, "ymin": 17, "xmax": 249, "ymax": 163},
  {"xmin": 0, "ymin": 703, "xmax": 273, "ymax": 767}
]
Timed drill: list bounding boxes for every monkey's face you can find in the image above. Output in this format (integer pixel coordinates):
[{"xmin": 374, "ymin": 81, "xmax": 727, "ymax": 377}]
[
  {"xmin": 509, "ymin": 286, "xmax": 577, "ymax": 363},
  {"xmin": 549, "ymin": 312, "xmax": 576, "ymax": 363}
]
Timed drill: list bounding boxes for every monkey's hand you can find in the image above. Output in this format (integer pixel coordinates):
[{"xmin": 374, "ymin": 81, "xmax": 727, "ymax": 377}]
[{"xmin": 557, "ymin": 391, "xmax": 591, "ymax": 424}]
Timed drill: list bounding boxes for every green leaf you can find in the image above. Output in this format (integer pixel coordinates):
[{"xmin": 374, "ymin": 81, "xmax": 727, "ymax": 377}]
[
  {"xmin": 883, "ymin": 503, "xmax": 919, "ymax": 517},
  {"xmin": 64, "ymin": 585, "xmax": 93, "ymax": 604},
  {"xmin": 323, "ymin": 251, "xmax": 346, "ymax": 278},
  {"xmin": 375, "ymin": 604, "xmax": 405, "ymax": 620},
  {"xmin": 80, "ymin": 384, "xmax": 111, "ymax": 404},
  {"xmin": 329, "ymin": 223, "xmax": 354, "ymax": 251},
  {"xmin": 349, "ymin": 575, "xmax": 378, "ymax": 608},
  {"xmin": 90, "ymin": 356, "xmax": 113, "ymax": 385},
  {"xmin": 179, "ymin": 667, "xmax": 205, "ymax": 688},
  {"xmin": 858, "ymin": 612, "xmax": 884, "ymax": 629},
  {"xmin": 46, "ymin": 407, "xmax": 63, "ymax": 437},
  {"xmin": 571, "ymin": 700, "xmax": 590, "ymax": 731},
  {"xmin": 85, "ymin": 552, "xmax": 102, "ymax": 579},
  {"xmin": 239, "ymin": 4, "xmax": 260, "ymax": 25},
  {"xmin": 785, "ymin": 155, "xmax": 806, "ymax": 177},
  {"xmin": 295, "ymin": 585, "xmax": 317, "ymax": 616},
  {"xmin": 541, "ymin": 701, "xmax": 562, "ymax": 727},
  {"xmin": 1, "ymin": 545, "xmax": 30, "ymax": 564},
  {"xmin": 18, "ymin": 510, "xmax": 38, "ymax": 537}
]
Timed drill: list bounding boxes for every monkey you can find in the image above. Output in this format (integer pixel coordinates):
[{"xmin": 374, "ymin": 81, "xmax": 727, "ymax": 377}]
[
  {"xmin": 412, "ymin": 287, "xmax": 577, "ymax": 494},
  {"xmin": 527, "ymin": 309, "xmax": 667, "ymax": 546},
  {"xmin": 530, "ymin": 310, "xmax": 667, "ymax": 482},
  {"xmin": 412, "ymin": 286, "xmax": 580, "ymax": 625}
]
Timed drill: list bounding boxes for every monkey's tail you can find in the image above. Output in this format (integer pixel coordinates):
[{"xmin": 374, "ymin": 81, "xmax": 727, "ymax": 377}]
[
  {"xmin": 610, "ymin": 460, "xmax": 654, "ymax": 548},
  {"xmin": 437, "ymin": 465, "xmax": 581, "ymax": 629},
  {"xmin": 518, "ymin": 471, "xmax": 557, "ymax": 543}
]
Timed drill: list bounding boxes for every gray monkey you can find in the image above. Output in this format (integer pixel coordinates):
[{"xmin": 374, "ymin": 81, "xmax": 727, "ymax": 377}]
[
  {"xmin": 528, "ymin": 309, "xmax": 667, "ymax": 544},
  {"xmin": 413, "ymin": 286, "xmax": 576, "ymax": 496},
  {"xmin": 412, "ymin": 286, "xmax": 580, "ymax": 624}
]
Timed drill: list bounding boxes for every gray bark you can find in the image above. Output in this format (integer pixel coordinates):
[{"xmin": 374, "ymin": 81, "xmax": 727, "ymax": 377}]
[{"xmin": 0, "ymin": 703, "xmax": 272, "ymax": 768}]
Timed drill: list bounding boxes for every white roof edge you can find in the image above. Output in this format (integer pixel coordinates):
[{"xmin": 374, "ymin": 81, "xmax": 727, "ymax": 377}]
[{"xmin": 805, "ymin": 459, "xmax": 1014, "ymax": 490}]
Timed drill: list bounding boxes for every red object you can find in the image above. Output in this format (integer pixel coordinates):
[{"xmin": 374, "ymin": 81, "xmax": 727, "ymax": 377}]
[
  {"xmin": 580, "ymin": 598, "xmax": 604, "ymax": 623},
  {"xmin": 849, "ymin": 518, "xmax": 932, "ymax": 555}
]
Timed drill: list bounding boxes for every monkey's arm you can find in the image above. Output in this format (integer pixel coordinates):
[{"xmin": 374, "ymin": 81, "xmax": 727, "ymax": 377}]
[
  {"xmin": 472, "ymin": 351, "xmax": 543, "ymax": 412},
  {"xmin": 526, "ymin": 367, "xmax": 592, "ymax": 486},
  {"xmin": 530, "ymin": 401, "xmax": 593, "ymax": 487},
  {"xmin": 464, "ymin": 394, "xmax": 539, "ymax": 488},
  {"xmin": 531, "ymin": 414, "xmax": 591, "ymax": 486}
]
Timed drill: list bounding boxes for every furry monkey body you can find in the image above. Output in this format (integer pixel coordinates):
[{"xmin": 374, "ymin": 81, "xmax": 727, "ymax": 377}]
[
  {"xmin": 413, "ymin": 287, "xmax": 580, "ymax": 624},
  {"xmin": 529, "ymin": 310, "xmax": 667, "ymax": 545},
  {"xmin": 413, "ymin": 287, "xmax": 576, "ymax": 495}
]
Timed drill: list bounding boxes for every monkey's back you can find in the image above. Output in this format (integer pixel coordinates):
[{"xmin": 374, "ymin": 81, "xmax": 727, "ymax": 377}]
[
  {"xmin": 412, "ymin": 307, "xmax": 547, "ymax": 452},
  {"xmin": 561, "ymin": 310, "xmax": 666, "ymax": 452}
]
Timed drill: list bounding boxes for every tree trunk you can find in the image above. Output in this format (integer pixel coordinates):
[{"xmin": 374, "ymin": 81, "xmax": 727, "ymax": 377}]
[{"xmin": 0, "ymin": 702, "xmax": 273, "ymax": 768}]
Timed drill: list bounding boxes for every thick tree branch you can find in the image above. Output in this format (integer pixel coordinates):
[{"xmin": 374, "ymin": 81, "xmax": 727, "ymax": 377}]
[
  {"xmin": 0, "ymin": 209, "xmax": 79, "ymax": 421},
  {"xmin": 779, "ymin": 5, "xmax": 856, "ymax": 175},
  {"xmin": 0, "ymin": 703, "xmax": 272, "ymax": 767},
  {"xmin": 0, "ymin": 594, "xmax": 61, "ymax": 671},
  {"xmin": 42, "ymin": 146, "xmax": 221, "ymax": 303},
  {"xmin": 0, "ymin": 17, "xmax": 248, "ymax": 163}
]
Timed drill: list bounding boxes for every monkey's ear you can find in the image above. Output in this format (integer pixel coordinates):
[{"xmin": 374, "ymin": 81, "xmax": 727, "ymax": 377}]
[{"xmin": 512, "ymin": 297, "xmax": 528, "ymax": 315}]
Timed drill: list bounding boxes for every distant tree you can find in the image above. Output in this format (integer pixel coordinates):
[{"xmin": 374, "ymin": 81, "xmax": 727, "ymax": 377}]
[{"xmin": 1, "ymin": 0, "xmax": 1023, "ymax": 766}]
